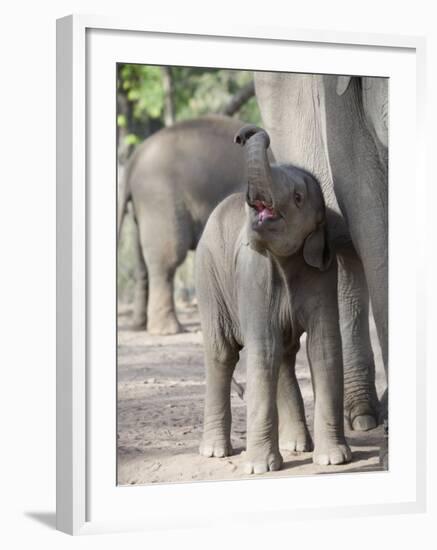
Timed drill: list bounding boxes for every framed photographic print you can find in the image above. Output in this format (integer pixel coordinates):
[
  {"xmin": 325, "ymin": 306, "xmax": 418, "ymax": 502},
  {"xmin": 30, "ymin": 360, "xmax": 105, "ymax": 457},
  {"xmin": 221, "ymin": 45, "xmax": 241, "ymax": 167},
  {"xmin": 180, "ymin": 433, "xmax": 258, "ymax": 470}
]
[{"xmin": 56, "ymin": 14, "xmax": 427, "ymax": 535}]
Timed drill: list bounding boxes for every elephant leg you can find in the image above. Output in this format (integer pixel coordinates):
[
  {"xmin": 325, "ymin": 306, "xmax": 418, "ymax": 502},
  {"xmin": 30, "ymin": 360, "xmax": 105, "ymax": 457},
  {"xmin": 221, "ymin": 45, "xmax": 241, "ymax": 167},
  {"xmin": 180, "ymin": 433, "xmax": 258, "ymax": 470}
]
[
  {"xmin": 137, "ymin": 210, "xmax": 190, "ymax": 335},
  {"xmin": 196, "ymin": 244, "xmax": 239, "ymax": 458},
  {"xmin": 352, "ymin": 228, "xmax": 388, "ymax": 425},
  {"xmin": 337, "ymin": 245, "xmax": 380, "ymax": 431},
  {"xmin": 244, "ymin": 344, "xmax": 283, "ymax": 474},
  {"xmin": 199, "ymin": 343, "xmax": 238, "ymax": 459},
  {"xmin": 130, "ymin": 216, "xmax": 148, "ymax": 330},
  {"xmin": 145, "ymin": 262, "xmax": 182, "ymax": 335},
  {"xmin": 277, "ymin": 351, "xmax": 313, "ymax": 451},
  {"xmin": 306, "ymin": 310, "xmax": 351, "ymax": 466},
  {"xmin": 322, "ymin": 75, "xmax": 388, "ymax": 416},
  {"xmin": 343, "ymin": 221, "xmax": 388, "ymax": 424},
  {"xmin": 363, "ymin": 256, "xmax": 388, "ymax": 424}
]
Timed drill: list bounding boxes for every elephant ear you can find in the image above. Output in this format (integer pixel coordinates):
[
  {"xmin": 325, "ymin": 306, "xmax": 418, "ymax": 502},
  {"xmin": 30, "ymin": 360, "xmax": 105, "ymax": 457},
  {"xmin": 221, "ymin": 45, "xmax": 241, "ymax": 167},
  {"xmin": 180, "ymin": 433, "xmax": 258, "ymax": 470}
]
[
  {"xmin": 336, "ymin": 76, "xmax": 352, "ymax": 96},
  {"xmin": 303, "ymin": 223, "xmax": 332, "ymax": 271}
]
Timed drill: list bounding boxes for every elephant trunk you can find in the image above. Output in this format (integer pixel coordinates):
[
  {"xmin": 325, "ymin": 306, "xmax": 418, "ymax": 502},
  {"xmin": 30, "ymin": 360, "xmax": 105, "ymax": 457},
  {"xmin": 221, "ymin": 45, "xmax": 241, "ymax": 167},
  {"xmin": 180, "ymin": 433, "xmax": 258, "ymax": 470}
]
[{"xmin": 234, "ymin": 125, "xmax": 275, "ymax": 208}]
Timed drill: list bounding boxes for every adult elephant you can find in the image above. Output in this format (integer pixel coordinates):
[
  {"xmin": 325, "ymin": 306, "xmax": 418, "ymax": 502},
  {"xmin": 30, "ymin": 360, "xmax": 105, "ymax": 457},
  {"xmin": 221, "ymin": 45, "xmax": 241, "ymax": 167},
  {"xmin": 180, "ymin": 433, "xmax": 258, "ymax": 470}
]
[
  {"xmin": 255, "ymin": 73, "xmax": 388, "ymax": 427},
  {"xmin": 118, "ymin": 115, "xmax": 247, "ymax": 335}
]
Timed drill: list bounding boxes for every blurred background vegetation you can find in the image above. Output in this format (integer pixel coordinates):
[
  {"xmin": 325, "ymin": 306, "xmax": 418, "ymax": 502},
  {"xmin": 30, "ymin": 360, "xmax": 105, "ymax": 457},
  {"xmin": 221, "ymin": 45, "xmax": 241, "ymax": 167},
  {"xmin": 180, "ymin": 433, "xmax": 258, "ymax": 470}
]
[{"xmin": 117, "ymin": 64, "xmax": 261, "ymax": 305}]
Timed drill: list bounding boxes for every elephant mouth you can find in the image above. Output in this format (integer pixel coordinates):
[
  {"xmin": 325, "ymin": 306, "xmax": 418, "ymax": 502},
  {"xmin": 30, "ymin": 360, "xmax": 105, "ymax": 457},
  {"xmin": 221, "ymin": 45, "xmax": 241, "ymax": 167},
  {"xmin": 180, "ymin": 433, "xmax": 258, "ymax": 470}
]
[{"xmin": 252, "ymin": 200, "xmax": 279, "ymax": 225}]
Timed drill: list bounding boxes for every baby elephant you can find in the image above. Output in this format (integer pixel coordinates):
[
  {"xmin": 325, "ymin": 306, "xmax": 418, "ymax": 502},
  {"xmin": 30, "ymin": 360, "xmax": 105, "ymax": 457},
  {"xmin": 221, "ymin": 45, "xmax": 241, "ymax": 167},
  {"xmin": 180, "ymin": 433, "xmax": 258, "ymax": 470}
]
[{"xmin": 196, "ymin": 125, "xmax": 351, "ymax": 474}]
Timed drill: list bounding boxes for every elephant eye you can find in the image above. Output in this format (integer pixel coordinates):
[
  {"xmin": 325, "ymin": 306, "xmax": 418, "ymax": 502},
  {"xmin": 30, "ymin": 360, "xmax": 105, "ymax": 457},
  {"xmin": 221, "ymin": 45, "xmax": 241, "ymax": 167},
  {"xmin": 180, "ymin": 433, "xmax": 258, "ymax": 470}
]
[{"xmin": 294, "ymin": 192, "xmax": 303, "ymax": 207}]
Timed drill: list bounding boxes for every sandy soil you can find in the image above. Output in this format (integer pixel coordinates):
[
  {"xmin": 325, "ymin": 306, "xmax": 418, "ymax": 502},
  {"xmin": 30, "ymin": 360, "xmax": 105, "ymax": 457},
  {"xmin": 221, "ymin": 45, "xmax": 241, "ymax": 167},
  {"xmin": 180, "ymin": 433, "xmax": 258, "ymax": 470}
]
[{"xmin": 117, "ymin": 304, "xmax": 387, "ymax": 486}]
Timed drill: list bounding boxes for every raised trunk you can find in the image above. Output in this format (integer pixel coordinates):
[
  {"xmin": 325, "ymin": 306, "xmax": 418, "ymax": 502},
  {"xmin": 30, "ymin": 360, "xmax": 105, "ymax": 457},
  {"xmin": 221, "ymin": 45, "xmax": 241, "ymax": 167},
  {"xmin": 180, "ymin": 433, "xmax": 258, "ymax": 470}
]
[{"xmin": 234, "ymin": 126, "xmax": 275, "ymax": 206}]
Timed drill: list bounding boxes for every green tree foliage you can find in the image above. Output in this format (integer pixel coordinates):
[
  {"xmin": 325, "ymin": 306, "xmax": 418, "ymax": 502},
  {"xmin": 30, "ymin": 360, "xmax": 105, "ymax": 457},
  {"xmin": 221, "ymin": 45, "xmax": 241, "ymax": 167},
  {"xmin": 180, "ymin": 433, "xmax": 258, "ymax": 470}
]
[{"xmin": 117, "ymin": 64, "xmax": 261, "ymax": 157}]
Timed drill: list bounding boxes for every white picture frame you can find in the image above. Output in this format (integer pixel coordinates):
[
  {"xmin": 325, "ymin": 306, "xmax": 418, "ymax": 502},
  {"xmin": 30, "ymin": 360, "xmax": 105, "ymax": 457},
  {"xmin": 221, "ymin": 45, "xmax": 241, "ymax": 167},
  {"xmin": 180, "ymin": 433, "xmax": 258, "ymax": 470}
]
[{"xmin": 56, "ymin": 14, "xmax": 427, "ymax": 535}]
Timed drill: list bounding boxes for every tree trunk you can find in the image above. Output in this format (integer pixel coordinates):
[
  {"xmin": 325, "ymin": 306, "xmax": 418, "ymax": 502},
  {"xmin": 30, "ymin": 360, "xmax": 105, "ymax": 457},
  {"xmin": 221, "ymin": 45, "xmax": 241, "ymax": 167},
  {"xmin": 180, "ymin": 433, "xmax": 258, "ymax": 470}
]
[
  {"xmin": 117, "ymin": 66, "xmax": 131, "ymax": 166},
  {"xmin": 161, "ymin": 66, "xmax": 175, "ymax": 126},
  {"xmin": 222, "ymin": 81, "xmax": 255, "ymax": 116}
]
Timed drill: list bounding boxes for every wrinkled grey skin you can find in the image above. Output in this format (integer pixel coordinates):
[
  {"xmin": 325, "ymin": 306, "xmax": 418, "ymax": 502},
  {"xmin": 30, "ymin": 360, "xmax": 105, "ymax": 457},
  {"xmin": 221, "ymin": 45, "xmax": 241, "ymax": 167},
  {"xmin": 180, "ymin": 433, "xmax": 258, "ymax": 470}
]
[
  {"xmin": 255, "ymin": 73, "xmax": 388, "ymax": 427},
  {"xmin": 118, "ymin": 116, "xmax": 247, "ymax": 335},
  {"xmin": 196, "ymin": 125, "xmax": 351, "ymax": 473}
]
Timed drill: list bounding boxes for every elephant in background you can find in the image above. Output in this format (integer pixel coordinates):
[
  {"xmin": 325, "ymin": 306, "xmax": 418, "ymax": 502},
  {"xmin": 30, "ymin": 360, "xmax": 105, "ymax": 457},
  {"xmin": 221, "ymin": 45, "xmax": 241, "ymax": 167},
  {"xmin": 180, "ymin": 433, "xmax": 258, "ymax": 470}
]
[
  {"xmin": 118, "ymin": 115, "xmax": 248, "ymax": 335},
  {"xmin": 196, "ymin": 125, "xmax": 351, "ymax": 473},
  {"xmin": 255, "ymin": 72, "xmax": 388, "ymax": 427}
]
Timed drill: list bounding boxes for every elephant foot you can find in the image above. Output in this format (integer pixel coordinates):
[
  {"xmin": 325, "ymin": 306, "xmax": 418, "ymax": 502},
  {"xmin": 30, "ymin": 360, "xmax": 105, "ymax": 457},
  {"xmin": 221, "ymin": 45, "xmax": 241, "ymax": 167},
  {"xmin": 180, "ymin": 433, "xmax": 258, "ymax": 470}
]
[
  {"xmin": 279, "ymin": 424, "xmax": 313, "ymax": 452},
  {"xmin": 129, "ymin": 320, "xmax": 147, "ymax": 331},
  {"xmin": 199, "ymin": 437, "xmax": 232, "ymax": 458},
  {"xmin": 313, "ymin": 440, "xmax": 352, "ymax": 466},
  {"xmin": 345, "ymin": 400, "xmax": 379, "ymax": 432},
  {"xmin": 352, "ymin": 414, "xmax": 377, "ymax": 431},
  {"xmin": 379, "ymin": 419, "xmax": 389, "ymax": 469},
  {"xmin": 147, "ymin": 316, "xmax": 183, "ymax": 335},
  {"xmin": 378, "ymin": 389, "xmax": 388, "ymax": 425},
  {"xmin": 243, "ymin": 448, "xmax": 283, "ymax": 475},
  {"xmin": 130, "ymin": 306, "xmax": 147, "ymax": 330}
]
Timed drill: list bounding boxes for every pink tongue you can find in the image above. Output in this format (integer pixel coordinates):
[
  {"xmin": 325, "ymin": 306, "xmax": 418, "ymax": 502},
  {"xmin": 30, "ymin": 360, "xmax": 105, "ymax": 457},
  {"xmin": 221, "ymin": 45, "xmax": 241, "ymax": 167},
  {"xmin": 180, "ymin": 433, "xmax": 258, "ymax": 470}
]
[{"xmin": 258, "ymin": 207, "xmax": 274, "ymax": 223}]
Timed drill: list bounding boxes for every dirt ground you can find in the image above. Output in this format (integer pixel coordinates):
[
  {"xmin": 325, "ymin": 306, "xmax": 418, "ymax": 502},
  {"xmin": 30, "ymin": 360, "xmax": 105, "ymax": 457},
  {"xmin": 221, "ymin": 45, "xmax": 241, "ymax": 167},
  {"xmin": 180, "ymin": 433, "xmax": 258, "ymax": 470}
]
[{"xmin": 117, "ymin": 304, "xmax": 387, "ymax": 486}]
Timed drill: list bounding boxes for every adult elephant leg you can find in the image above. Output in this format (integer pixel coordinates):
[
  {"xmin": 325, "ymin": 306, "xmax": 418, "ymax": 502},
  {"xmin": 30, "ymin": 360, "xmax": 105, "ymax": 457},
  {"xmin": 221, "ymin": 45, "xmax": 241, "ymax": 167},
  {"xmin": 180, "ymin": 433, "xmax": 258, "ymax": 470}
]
[
  {"xmin": 338, "ymin": 198, "xmax": 388, "ymax": 422},
  {"xmin": 277, "ymin": 350, "xmax": 313, "ymax": 451},
  {"xmin": 137, "ymin": 211, "xmax": 189, "ymax": 335},
  {"xmin": 360, "ymin": 243, "xmax": 388, "ymax": 422},
  {"xmin": 130, "ymin": 216, "xmax": 148, "ymax": 330},
  {"xmin": 337, "ymin": 244, "xmax": 379, "ymax": 430},
  {"xmin": 333, "ymin": 162, "xmax": 388, "ymax": 407},
  {"xmin": 323, "ymin": 76, "xmax": 388, "ymax": 399},
  {"xmin": 144, "ymin": 260, "xmax": 183, "ymax": 335}
]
